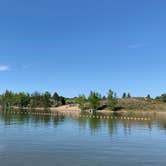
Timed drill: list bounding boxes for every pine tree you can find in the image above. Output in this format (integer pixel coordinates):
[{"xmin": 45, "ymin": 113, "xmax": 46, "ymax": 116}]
[
  {"xmin": 107, "ymin": 89, "xmax": 117, "ymax": 110},
  {"xmin": 127, "ymin": 93, "xmax": 131, "ymax": 98},
  {"xmin": 122, "ymin": 92, "xmax": 127, "ymax": 98}
]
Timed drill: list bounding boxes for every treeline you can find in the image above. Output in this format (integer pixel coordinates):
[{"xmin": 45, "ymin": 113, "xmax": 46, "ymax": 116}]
[
  {"xmin": 1, "ymin": 89, "xmax": 166, "ymax": 111},
  {"xmin": 0, "ymin": 90, "xmax": 65, "ymax": 110},
  {"xmin": 0, "ymin": 89, "xmax": 119, "ymax": 111},
  {"xmin": 156, "ymin": 94, "xmax": 166, "ymax": 102},
  {"xmin": 75, "ymin": 92, "xmax": 166, "ymax": 111},
  {"xmin": 76, "ymin": 90, "xmax": 118, "ymax": 111}
]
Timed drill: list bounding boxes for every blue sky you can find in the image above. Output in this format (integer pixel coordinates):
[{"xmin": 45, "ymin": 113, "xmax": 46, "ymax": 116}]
[{"xmin": 0, "ymin": 0, "xmax": 166, "ymax": 97}]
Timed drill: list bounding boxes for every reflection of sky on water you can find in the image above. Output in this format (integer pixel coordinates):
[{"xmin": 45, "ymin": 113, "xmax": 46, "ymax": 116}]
[
  {"xmin": 1, "ymin": 112, "xmax": 166, "ymax": 137},
  {"xmin": 0, "ymin": 145, "xmax": 5, "ymax": 151},
  {"xmin": 0, "ymin": 112, "xmax": 166, "ymax": 166}
]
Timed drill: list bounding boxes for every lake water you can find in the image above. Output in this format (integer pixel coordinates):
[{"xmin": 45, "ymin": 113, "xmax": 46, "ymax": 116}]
[{"xmin": 0, "ymin": 111, "xmax": 166, "ymax": 166}]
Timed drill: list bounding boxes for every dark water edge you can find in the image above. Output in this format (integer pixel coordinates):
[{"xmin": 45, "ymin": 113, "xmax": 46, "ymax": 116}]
[{"xmin": 0, "ymin": 110, "xmax": 166, "ymax": 166}]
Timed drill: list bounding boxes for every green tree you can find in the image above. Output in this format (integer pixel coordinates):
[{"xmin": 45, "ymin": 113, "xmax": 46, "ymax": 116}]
[
  {"xmin": 1, "ymin": 90, "xmax": 14, "ymax": 109},
  {"xmin": 52, "ymin": 92, "xmax": 60, "ymax": 106},
  {"xmin": 160, "ymin": 94, "xmax": 166, "ymax": 102},
  {"xmin": 122, "ymin": 92, "xmax": 127, "ymax": 98},
  {"xmin": 53, "ymin": 92, "xmax": 59, "ymax": 101},
  {"xmin": 59, "ymin": 96, "xmax": 66, "ymax": 105},
  {"xmin": 102, "ymin": 96, "xmax": 106, "ymax": 100},
  {"xmin": 14, "ymin": 92, "xmax": 30, "ymax": 108},
  {"xmin": 43, "ymin": 91, "xmax": 51, "ymax": 109},
  {"xmin": 127, "ymin": 93, "xmax": 131, "ymax": 98},
  {"xmin": 30, "ymin": 91, "xmax": 42, "ymax": 107},
  {"xmin": 76, "ymin": 94, "xmax": 87, "ymax": 111},
  {"xmin": 88, "ymin": 91, "xmax": 101, "ymax": 110},
  {"xmin": 107, "ymin": 89, "xmax": 117, "ymax": 110},
  {"xmin": 146, "ymin": 94, "xmax": 151, "ymax": 100}
]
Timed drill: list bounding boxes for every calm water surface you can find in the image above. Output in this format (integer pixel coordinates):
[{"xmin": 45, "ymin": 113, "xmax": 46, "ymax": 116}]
[{"xmin": 0, "ymin": 112, "xmax": 166, "ymax": 166}]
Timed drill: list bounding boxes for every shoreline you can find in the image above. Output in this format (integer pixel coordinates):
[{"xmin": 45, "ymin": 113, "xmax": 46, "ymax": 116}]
[{"xmin": 1, "ymin": 105, "xmax": 166, "ymax": 117}]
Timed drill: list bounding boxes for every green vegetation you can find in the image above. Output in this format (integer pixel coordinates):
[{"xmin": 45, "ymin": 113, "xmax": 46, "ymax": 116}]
[
  {"xmin": 0, "ymin": 90, "xmax": 65, "ymax": 110},
  {"xmin": 1, "ymin": 89, "xmax": 166, "ymax": 112},
  {"xmin": 107, "ymin": 89, "xmax": 118, "ymax": 110},
  {"xmin": 156, "ymin": 94, "xmax": 166, "ymax": 102},
  {"xmin": 88, "ymin": 91, "xmax": 101, "ymax": 110},
  {"xmin": 76, "ymin": 94, "xmax": 87, "ymax": 111},
  {"xmin": 122, "ymin": 92, "xmax": 127, "ymax": 99},
  {"xmin": 127, "ymin": 93, "xmax": 131, "ymax": 98},
  {"xmin": 122, "ymin": 92, "xmax": 131, "ymax": 99}
]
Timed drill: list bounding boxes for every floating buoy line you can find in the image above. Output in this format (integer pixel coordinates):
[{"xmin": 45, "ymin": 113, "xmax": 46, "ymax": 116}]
[{"xmin": 1, "ymin": 111, "xmax": 151, "ymax": 121}]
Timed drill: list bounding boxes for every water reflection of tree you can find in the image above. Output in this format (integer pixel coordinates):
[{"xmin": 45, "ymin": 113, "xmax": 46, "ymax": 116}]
[
  {"xmin": 121, "ymin": 120, "xmax": 153, "ymax": 135},
  {"xmin": 88, "ymin": 118, "xmax": 101, "ymax": 133},
  {"xmin": 77, "ymin": 117, "xmax": 118, "ymax": 136},
  {"xmin": 155, "ymin": 114, "xmax": 166, "ymax": 132},
  {"xmin": 3, "ymin": 112, "xmax": 166, "ymax": 136},
  {"xmin": 0, "ymin": 112, "xmax": 15, "ymax": 125},
  {"xmin": 31, "ymin": 115, "xmax": 51, "ymax": 125},
  {"xmin": 53, "ymin": 115, "xmax": 65, "ymax": 126},
  {"xmin": 76, "ymin": 117, "xmax": 102, "ymax": 134},
  {"xmin": 77, "ymin": 117, "xmax": 87, "ymax": 129},
  {"xmin": 107, "ymin": 119, "xmax": 117, "ymax": 136},
  {"xmin": 0, "ymin": 112, "xmax": 65, "ymax": 127}
]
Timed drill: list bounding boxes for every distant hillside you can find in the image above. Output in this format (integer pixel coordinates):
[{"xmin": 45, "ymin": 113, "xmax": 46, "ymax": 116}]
[{"xmin": 114, "ymin": 98, "xmax": 166, "ymax": 111}]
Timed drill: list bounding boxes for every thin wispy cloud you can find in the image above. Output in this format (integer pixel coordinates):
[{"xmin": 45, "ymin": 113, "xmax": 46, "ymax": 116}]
[
  {"xmin": 128, "ymin": 43, "xmax": 145, "ymax": 48},
  {"xmin": 21, "ymin": 64, "xmax": 32, "ymax": 69},
  {"xmin": 0, "ymin": 65, "xmax": 10, "ymax": 72},
  {"xmin": 0, "ymin": 64, "xmax": 32, "ymax": 72}
]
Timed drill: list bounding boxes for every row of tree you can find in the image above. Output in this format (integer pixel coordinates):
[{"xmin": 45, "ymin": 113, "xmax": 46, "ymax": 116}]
[
  {"xmin": 0, "ymin": 90, "xmax": 65, "ymax": 110},
  {"xmin": 76, "ymin": 90, "xmax": 118, "ymax": 111},
  {"xmin": 75, "ymin": 92, "xmax": 166, "ymax": 111},
  {"xmin": 0, "ymin": 89, "xmax": 120, "ymax": 111},
  {"xmin": 156, "ymin": 94, "xmax": 166, "ymax": 102},
  {"xmin": 1, "ymin": 89, "xmax": 166, "ymax": 111},
  {"xmin": 122, "ymin": 92, "xmax": 131, "ymax": 99}
]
